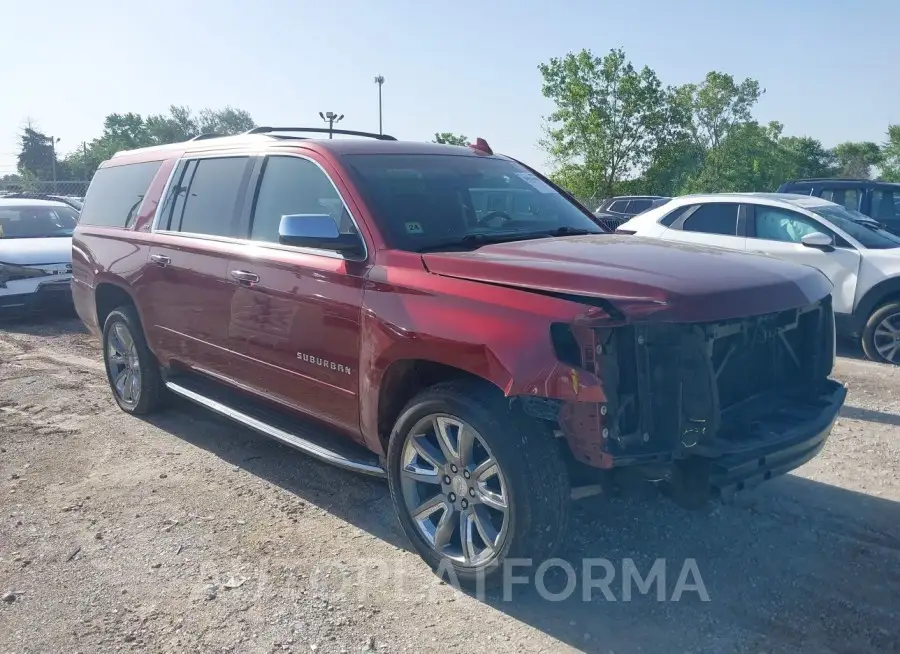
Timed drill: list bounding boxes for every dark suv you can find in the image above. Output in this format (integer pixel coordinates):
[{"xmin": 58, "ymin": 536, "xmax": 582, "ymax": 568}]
[
  {"xmin": 777, "ymin": 178, "xmax": 900, "ymax": 236},
  {"xmin": 593, "ymin": 195, "xmax": 669, "ymax": 230},
  {"xmin": 72, "ymin": 127, "xmax": 845, "ymax": 584}
]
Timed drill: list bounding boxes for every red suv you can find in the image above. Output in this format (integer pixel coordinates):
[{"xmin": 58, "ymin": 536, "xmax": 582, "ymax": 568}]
[{"xmin": 72, "ymin": 127, "xmax": 846, "ymax": 584}]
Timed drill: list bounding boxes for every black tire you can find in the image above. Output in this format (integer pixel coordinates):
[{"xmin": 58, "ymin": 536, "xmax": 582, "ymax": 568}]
[
  {"xmin": 386, "ymin": 380, "xmax": 570, "ymax": 587},
  {"xmin": 861, "ymin": 300, "xmax": 900, "ymax": 365},
  {"xmin": 101, "ymin": 305, "xmax": 164, "ymax": 414}
]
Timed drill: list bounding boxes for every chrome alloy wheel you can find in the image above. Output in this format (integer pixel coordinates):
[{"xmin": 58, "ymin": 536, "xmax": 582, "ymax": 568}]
[
  {"xmin": 106, "ymin": 321, "xmax": 142, "ymax": 406},
  {"xmin": 873, "ymin": 311, "xmax": 900, "ymax": 364},
  {"xmin": 399, "ymin": 414, "xmax": 510, "ymax": 566}
]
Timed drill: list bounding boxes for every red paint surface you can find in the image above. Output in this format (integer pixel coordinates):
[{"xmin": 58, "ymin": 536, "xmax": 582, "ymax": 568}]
[{"xmin": 73, "ymin": 137, "xmax": 832, "ymax": 466}]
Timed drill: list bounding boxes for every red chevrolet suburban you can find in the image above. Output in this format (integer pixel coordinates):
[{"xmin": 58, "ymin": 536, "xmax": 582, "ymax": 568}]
[{"xmin": 72, "ymin": 127, "xmax": 846, "ymax": 584}]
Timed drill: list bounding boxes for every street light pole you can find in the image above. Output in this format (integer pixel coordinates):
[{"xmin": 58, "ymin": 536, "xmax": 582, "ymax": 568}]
[
  {"xmin": 49, "ymin": 135, "xmax": 60, "ymax": 193},
  {"xmin": 318, "ymin": 111, "xmax": 344, "ymax": 139},
  {"xmin": 374, "ymin": 75, "xmax": 385, "ymax": 135}
]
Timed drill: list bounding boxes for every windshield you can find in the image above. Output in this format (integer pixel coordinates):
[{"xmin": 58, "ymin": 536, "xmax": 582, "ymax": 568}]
[
  {"xmin": 808, "ymin": 204, "xmax": 900, "ymax": 249},
  {"xmin": 343, "ymin": 154, "xmax": 603, "ymax": 251},
  {"xmin": 0, "ymin": 205, "xmax": 78, "ymax": 239}
]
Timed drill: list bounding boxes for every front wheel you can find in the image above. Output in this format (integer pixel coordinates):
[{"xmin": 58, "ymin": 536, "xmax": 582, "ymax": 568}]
[
  {"xmin": 861, "ymin": 300, "xmax": 900, "ymax": 365},
  {"xmin": 386, "ymin": 381, "xmax": 570, "ymax": 587}
]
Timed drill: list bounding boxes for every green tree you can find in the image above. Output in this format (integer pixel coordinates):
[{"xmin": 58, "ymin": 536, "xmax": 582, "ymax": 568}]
[
  {"xmin": 879, "ymin": 125, "xmax": 900, "ymax": 182},
  {"xmin": 833, "ymin": 141, "xmax": 881, "ymax": 179},
  {"xmin": 681, "ymin": 72, "xmax": 763, "ymax": 151},
  {"xmin": 780, "ymin": 136, "xmax": 838, "ymax": 179},
  {"xmin": 195, "ymin": 106, "xmax": 255, "ymax": 135},
  {"xmin": 145, "ymin": 105, "xmax": 198, "ymax": 143},
  {"xmin": 62, "ymin": 105, "xmax": 257, "ymax": 180},
  {"xmin": 684, "ymin": 121, "xmax": 793, "ymax": 193},
  {"xmin": 101, "ymin": 113, "xmax": 153, "ymax": 150},
  {"xmin": 433, "ymin": 132, "xmax": 469, "ymax": 146},
  {"xmin": 538, "ymin": 48, "xmax": 675, "ymax": 198},
  {"xmin": 17, "ymin": 125, "xmax": 60, "ymax": 180},
  {"xmin": 642, "ymin": 136, "xmax": 705, "ymax": 196}
]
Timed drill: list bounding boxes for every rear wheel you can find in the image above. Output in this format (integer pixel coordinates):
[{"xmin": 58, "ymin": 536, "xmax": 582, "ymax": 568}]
[
  {"xmin": 386, "ymin": 381, "xmax": 569, "ymax": 587},
  {"xmin": 102, "ymin": 306, "xmax": 164, "ymax": 414},
  {"xmin": 861, "ymin": 301, "xmax": 900, "ymax": 365}
]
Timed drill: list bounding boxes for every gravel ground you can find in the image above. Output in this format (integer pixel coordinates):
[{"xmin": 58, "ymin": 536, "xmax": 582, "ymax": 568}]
[{"xmin": 0, "ymin": 313, "xmax": 898, "ymax": 653}]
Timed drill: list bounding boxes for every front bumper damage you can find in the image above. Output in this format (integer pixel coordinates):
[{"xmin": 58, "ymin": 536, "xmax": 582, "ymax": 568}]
[
  {"xmin": 538, "ymin": 296, "xmax": 845, "ymax": 498},
  {"xmin": 706, "ymin": 379, "xmax": 845, "ymax": 499}
]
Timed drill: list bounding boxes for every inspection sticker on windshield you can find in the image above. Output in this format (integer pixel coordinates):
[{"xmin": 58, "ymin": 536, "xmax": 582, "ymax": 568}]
[
  {"xmin": 515, "ymin": 172, "xmax": 556, "ymax": 194},
  {"xmin": 405, "ymin": 222, "xmax": 424, "ymax": 234}
]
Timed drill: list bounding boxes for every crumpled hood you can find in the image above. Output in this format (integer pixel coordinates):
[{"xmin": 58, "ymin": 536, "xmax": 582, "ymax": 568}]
[
  {"xmin": 421, "ymin": 234, "xmax": 833, "ymax": 322},
  {"xmin": 0, "ymin": 237, "xmax": 72, "ymax": 266}
]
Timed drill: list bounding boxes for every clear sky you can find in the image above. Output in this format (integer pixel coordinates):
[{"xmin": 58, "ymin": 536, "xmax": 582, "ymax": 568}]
[{"xmin": 3, "ymin": 0, "xmax": 899, "ymax": 177}]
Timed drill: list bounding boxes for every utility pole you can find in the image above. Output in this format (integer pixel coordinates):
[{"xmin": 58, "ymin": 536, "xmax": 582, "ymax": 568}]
[
  {"xmin": 374, "ymin": 75, "xmax": 385, "ymax": 135},
  {"xmin": 49, "ymin": 135, "xmax": 60, "ymax": 193},
  {"xmin": 318, "ymin": 111, "xmax": 344, "ymax": 139},
  {"xmin": 82, "ymin": 142, "xmax": 89, "ymax": 193}
]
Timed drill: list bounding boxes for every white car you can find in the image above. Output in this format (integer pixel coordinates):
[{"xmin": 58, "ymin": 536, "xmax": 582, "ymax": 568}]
[
  {"xmin": 0, "ymin": 198, "xmax": 78, "ymax": 315},
  {"xmin": 617, "ymin": 192, "xmax": 900, "ymax": 364}
]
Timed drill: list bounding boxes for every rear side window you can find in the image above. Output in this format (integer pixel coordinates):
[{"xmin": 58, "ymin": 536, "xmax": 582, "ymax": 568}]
[
  {"xmin": 680, "ymin": 203, "xmax": 739, "ymax": 235},
  {"xmin": 79, "ymin": 161, "xmax": 162, "ymax": 227},
  {"xmin": 628, "ymin": 198, "xmax": 653, "ymax": 214},
  {"xmin": 171, "ymin": 157, "xmax": 253, "ymax": 238},
  {"xmin": 658, "ymin": 204, "xmax": 692, "ymax": 227},
  {"xmin": 819, "ymin": 187, "xmax": 861, "ymax": 211},
  {"xmin": 871, "ymin": 189, "xmax": 900, "ymax": 225}
]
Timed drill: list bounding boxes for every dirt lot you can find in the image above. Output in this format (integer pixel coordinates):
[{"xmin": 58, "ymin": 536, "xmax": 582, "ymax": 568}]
[{"xmin": 1, "ymin": 314, "xmax": 898, "ymax": 654}]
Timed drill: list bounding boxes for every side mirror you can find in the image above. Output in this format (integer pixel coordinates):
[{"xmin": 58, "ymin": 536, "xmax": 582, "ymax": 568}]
[
  {"xmin": 278, "ymin": 214, "xmax": 363, "ymax": 256},
  {"xmin": 800, "ymin": 231, "xmax": 834, "ymax": 250}
]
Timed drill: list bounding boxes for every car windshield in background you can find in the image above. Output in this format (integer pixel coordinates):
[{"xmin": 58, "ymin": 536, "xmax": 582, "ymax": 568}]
[
  {"xmin": 343, "ymin": 154, "xmax": 603, "ymax": 252},
  {"xmin": 0, "ymin": 205, "xmax": 79, "ymax": 239},
  {"xmin": 809, "ymin": 204, "xmax": 900, "ymax": 249}
]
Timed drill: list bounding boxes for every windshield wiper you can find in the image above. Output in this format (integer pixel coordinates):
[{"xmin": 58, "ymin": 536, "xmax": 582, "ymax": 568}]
[
  {"xmin": 538, "ymin": 226, "xmax": 598, "ymax": 237},
  {"xmin": 416, "ymin": 226, "xmax": 602, "ymax": 253},
  {"xmin": 416, "ymin": 231, "xmax": 552, "ymax": 253}
]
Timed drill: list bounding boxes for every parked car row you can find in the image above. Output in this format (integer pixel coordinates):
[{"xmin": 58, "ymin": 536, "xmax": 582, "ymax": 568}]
[{"xmin": 60, "ymin": 128, "xmax": 847, "ymax": 584}]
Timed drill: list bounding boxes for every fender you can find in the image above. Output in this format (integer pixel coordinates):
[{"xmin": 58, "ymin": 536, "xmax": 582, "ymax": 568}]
[
  {"xmin": 357, "ymin": 271, "xmax": 608, "ymax": 454},
  {"xmin": 855, "ymin": 276, "xmax": 900, "ymax": 321}
]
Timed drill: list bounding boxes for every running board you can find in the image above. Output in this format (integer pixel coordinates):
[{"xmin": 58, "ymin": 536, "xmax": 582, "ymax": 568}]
[{"xmin": 164, "ymin": 380, "xmax": 386, "ymax": 478}]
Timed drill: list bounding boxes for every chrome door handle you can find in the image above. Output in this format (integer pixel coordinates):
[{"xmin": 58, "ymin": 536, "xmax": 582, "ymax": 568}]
[
  {"xmin": 230, "ymin": 270, "xmax": 260, "ymax": 285},
  {"xmin": 149, "ymin": 254, "xmax": 171, "ymax": 267}
]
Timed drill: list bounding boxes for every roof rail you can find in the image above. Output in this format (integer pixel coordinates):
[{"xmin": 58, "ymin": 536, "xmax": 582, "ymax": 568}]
[
  {"xmin": 190, "ymin": 133, "xmax": 223, "ymax": 141},
  {"xmin": 245, "ymin": 126, "xmax": 397, "ymax": 141}
]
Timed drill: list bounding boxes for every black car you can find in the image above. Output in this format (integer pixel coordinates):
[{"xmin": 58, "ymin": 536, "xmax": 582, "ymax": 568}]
[
  {"xmin": 593, "ymin": 195, "xmax": 669, "ymax": 231},
  {"xmin": 777, "ymin": 178, "xmax": 900, "ymax": 236}
]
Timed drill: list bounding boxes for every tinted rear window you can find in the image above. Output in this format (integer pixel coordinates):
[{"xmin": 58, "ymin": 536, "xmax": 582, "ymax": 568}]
[
  {"xmin": 174, "ymin": 157, "xmax": 253, "ymax": 238},
  {"xmin": 79, "ymin": 161, "xmax": 162, "ymax": 227},
  {"xmin": 681, "ymin": 203, "xmax": 739, "ymax": 235},
  {"xmin": 628, "ymin": 198, "xmax": 653, "ymax": 213}
]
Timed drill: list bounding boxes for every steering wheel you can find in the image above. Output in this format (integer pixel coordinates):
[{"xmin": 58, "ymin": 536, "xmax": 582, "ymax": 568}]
[{"xmin": 476, "ymin": 210, "xmax": 514, "ymax": 227}]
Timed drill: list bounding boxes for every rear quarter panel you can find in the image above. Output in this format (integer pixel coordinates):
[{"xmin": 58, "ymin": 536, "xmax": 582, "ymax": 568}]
[{"xmin": 71, "ymin": 158, "xmax": 175, "ymax": 337}]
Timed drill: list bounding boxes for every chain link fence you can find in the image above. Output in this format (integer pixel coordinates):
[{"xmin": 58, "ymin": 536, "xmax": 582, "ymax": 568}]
[{"xmin": 0, "ymin": 179, "xmax": 89, "ymax": 199}]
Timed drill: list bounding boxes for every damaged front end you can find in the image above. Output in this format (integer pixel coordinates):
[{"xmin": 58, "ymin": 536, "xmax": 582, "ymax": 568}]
[{"xmin": 554, "ymin": 296, "xmax": 846, "ymax": 502}]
